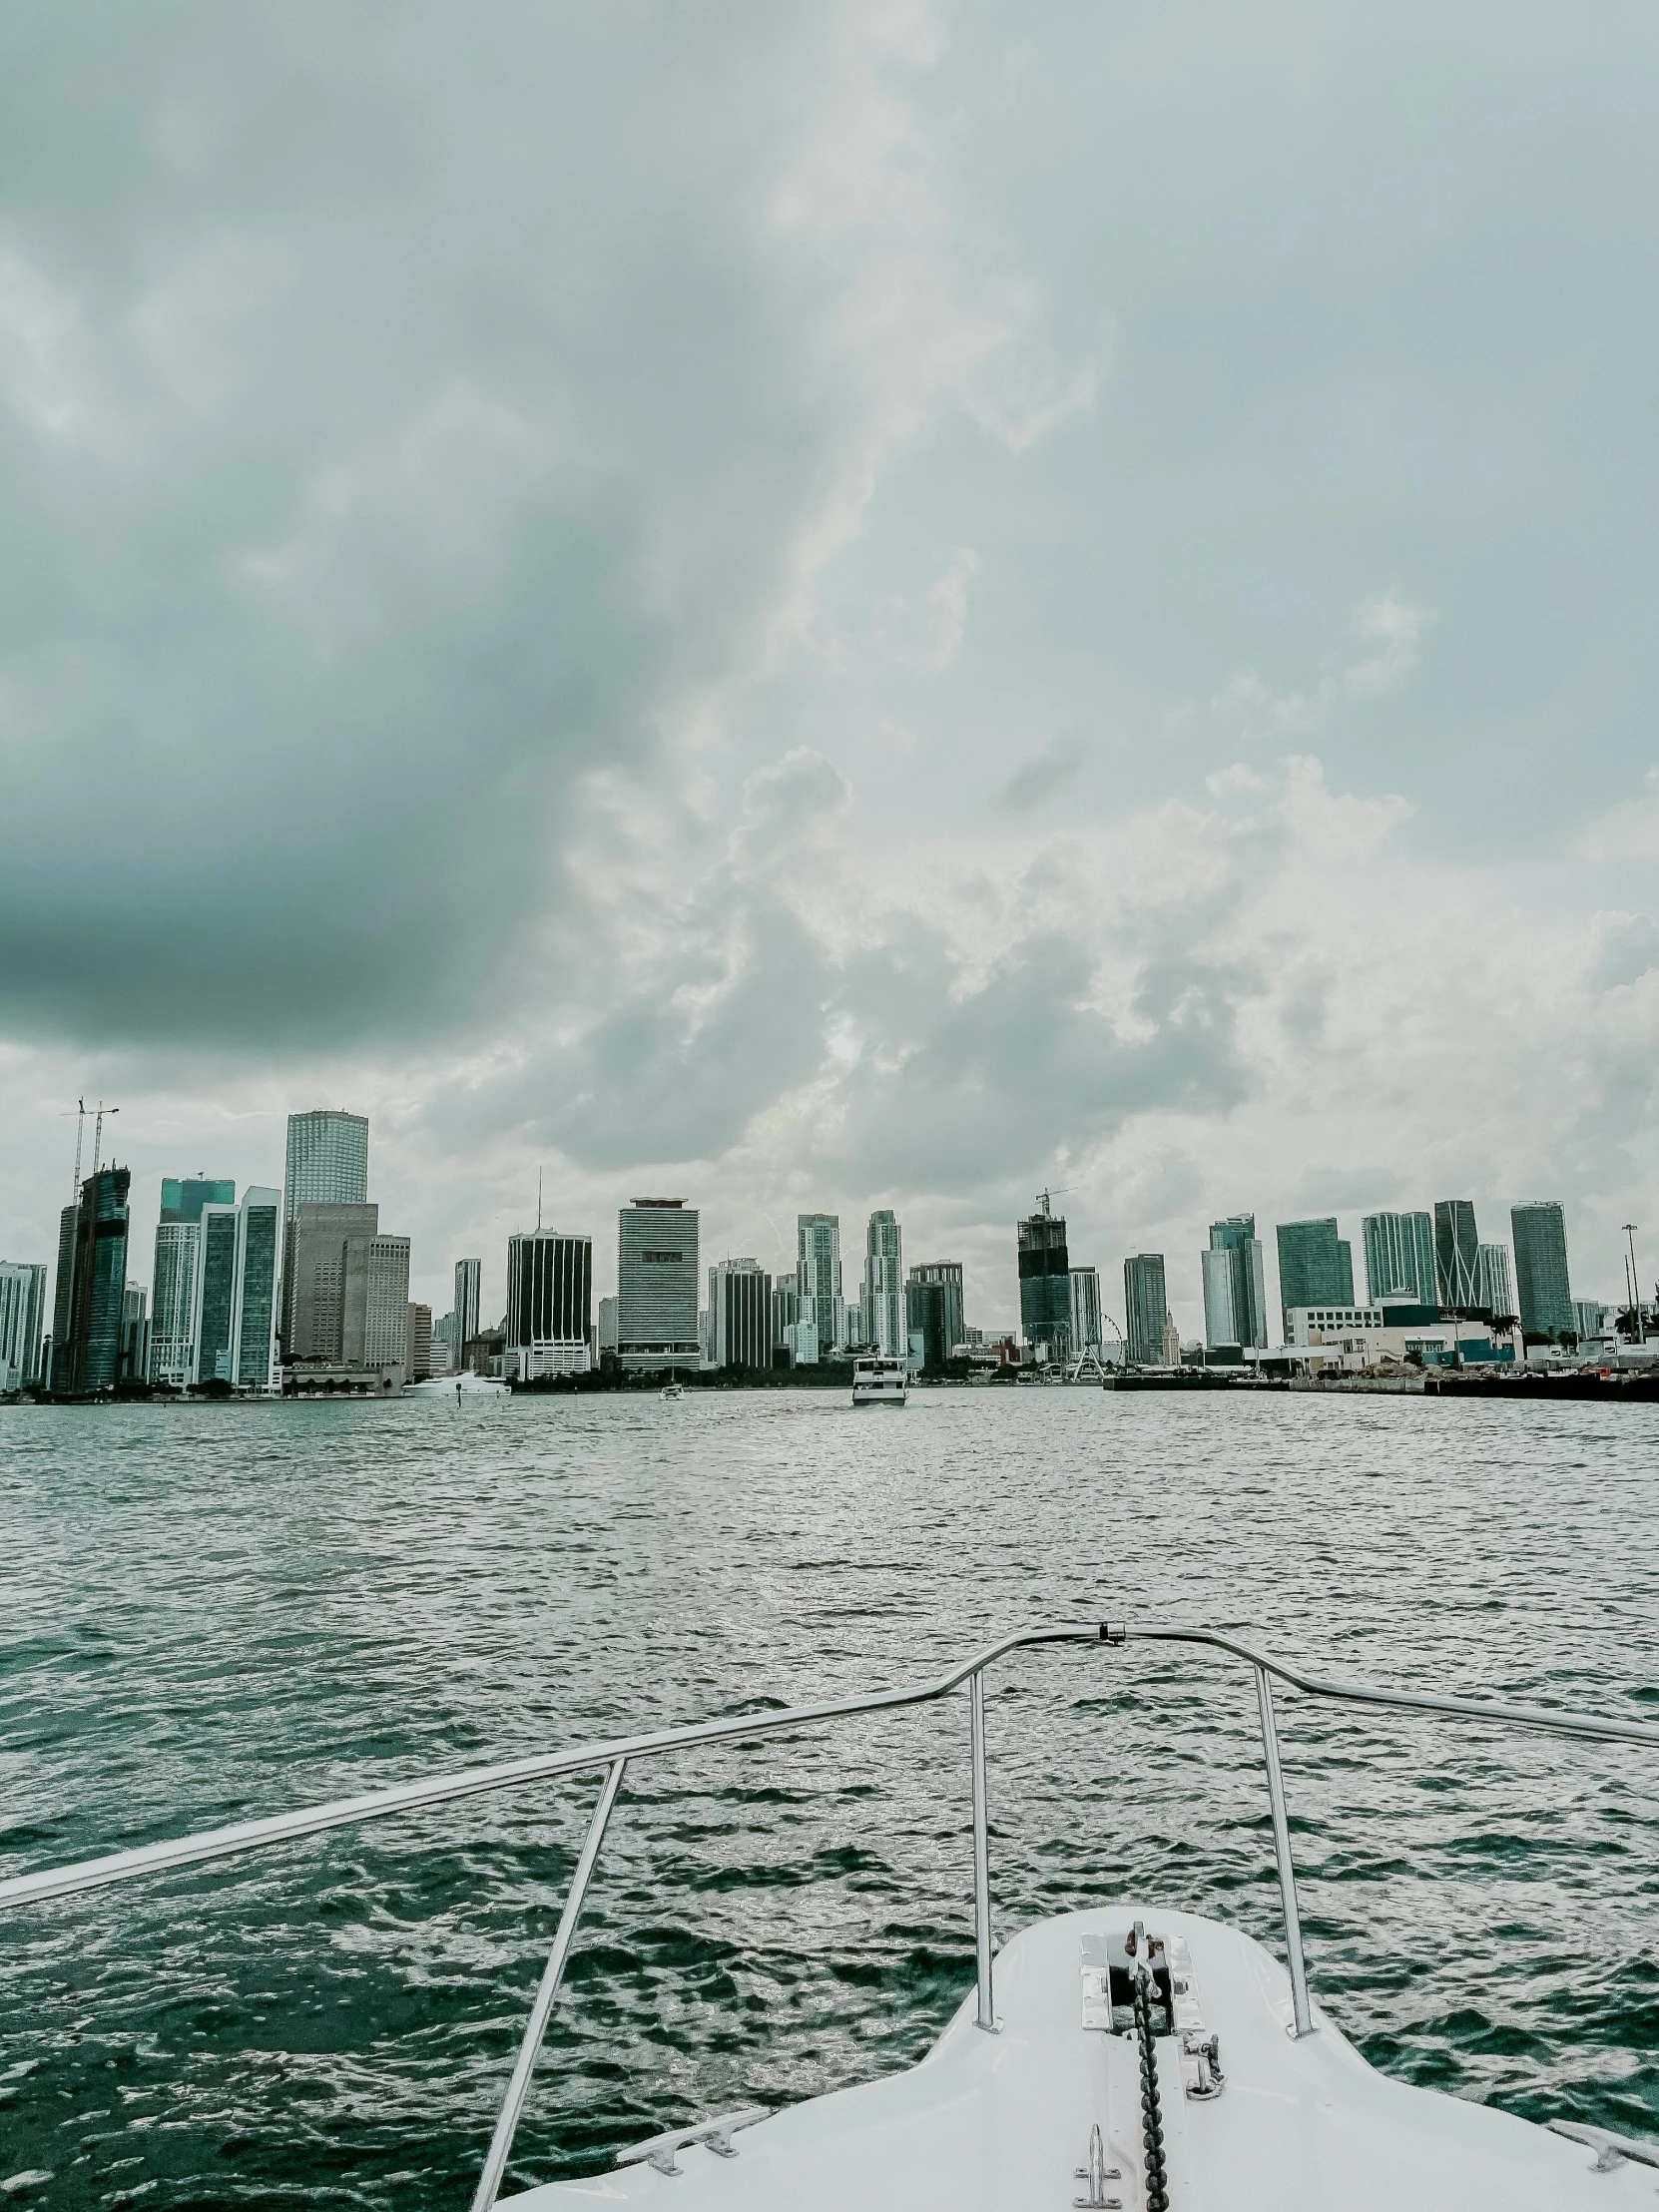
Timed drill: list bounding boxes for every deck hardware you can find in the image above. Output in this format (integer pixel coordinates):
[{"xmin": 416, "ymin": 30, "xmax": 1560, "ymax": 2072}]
[
  {"xmin": 970, "ymin": 1668, "xmax": 997, "ymax": 2030},
  {"xmin": 1181, "ymin": 2030, "xmax": 1224, "ymax": 2100},
  {"xmin": 1548, "ymin": 2120, "xmax": 1659, "ymax": 2174},
  {"xmin": 1074, "ymin": 2121, "xmax": 1122, "ymax": 2208},
  {"xmin": 617, "ymin": 2109, "xmax": 769, "ymax": 2178}
]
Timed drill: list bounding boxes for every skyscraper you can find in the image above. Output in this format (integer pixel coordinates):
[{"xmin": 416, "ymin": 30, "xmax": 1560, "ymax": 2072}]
[
  {"xmin": 1067, "ymin": 1266, "xmax": 1103, "ymax": 1356},
  {"xmin": 51, "ymin": 1166, "xmax": 132, "ymax": 1394},
  {"xmin": 710, "ymin": 1258, "xmax": 772, "ymax": 1370},
  {"xmin": 1362, "ymin": 1211, "xmax": 1436, "ymax": 1306},
  {"xmin": 505, "ymin": 1228, "xmax": 593, "ymax": 1377},
  {"xmin": 860, "ymin": 1209, "xmax": 904, "ymax": 1356},
  {"xmin": 1204, "ymin": 1216, "xmax": 1267, "ymax": 1349},
  {"xmin": 1433, "ymin": 1200, "xmax": 1481, "ymax": 1310},
  {"xmin": 618, "ymin": 1200, "xmax": 700, "ymax": 1371},
  {"xmin": 406, "ymin": 1304, "xmax": 433, "ymax": 1382},
  {"xmin": 798, "ymin": 1213, "xmax": 842, "ymax": 1355},
  {"xmin": 281, "ymin": 1202, "xmax": 408, "ymax": 1371},
  {"xmin": 282, "ymin": 1110, "xmax": 369, "ymax": 1220},
  {"xmin": 150, "ymin": 1221, "xmax": 201, "ymax": 1386},
  {"xmin": 1124, "ymin": 1253, "xmax": 1167, "ymax": 1368},
  {"xmin": 1275, "ymin": 1219, "xmax": 1353, "ymax": 1336},
  {"xmin": 0, "ymin": 1262, "xmax": 47, "ymax": 1391},
  {"xmin": 1475, "ymin": 1242, "xmax": 1515, "ymax": 1322},
  {"xmin": 195, "ymin": 1202, "xmax": 242, "ymax": 1383},
  {"xmin": 1511, "ymin": 1202, "xmax": 1572, "ymax": 1340},
  {"xmin": 119, "ymin": 1283, "xmax": 149, "ymax": 1383},
  {"xmin": 160, "ymin": 1177, "xmax": 235, "ymax": 1223},
  {"xmin": 1018, "ymin": 1196, "xmax": 1071, "ymax": 1358},
  {"xmin": 454, "ymin": 1258, "xmax": 482, "ymax": 1354},
  {"xmin": 232, "ymin": 1188, "xmax": 281, "ymax": 1390},
  {"xmin": 907, "ymin": 1262, "xmax": 965, "ymax": 1361}
]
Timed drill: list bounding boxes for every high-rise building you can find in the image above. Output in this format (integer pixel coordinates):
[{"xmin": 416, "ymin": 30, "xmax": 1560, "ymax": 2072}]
[
  {"xmin": 119, "ymin": 1283, "xmax": 150, "ymax": 1383},
  {"xmin": 0, "ymin": 1262, "xmax": 47, "ymax": 1391},
  {"xmin": 1362, "ymin": 1211, "xmax": 1436, "ymax": 1307},
  {"xmin": 1475, "ymin": 1243, "xmax": 1515, "ymax": 1323},
  {"xmin": 282, "ymin": 1110, "xmax": 369, "ymax": 1221},
  {"xmin": 232, "ymin": 1188, "xmax": 281, "ymax": 1390},
  {"xmin": 1275, "ymin": 1219, "xmax": 1353, "ymax": 1336},
  {"xmin": 51, "ymin": 1166, "xmax": 132, "ymax": 1394},
  {"xmin": 618, "ymin": 1200, "xmax": 699, "ymax": 1371},
  {"xmin": 1433, "ymin": 1200, "xmax": 1481, "ymax": 1309},
  {"xmin": 282, "ymin": 1202, "xmax": 407, "ymax": 1372},
  {"xmin": 859, "ymin": 1210, "xmax": 904, "ymax": 1356},
  {"xmin": 908, "ymin": 1263, "xmax": 965, "ymax": 1361},
  {"xmin": 454, "ymin": 1259, "xmax": 482, "ymax": 1352},
  {"xmin": 797, "ymin": 1214, "xmax": 842, "ymax": 1356},
  {"xmin": 149, "ymin": 1222, "xmax": 201, "ymax": 1386},
  {"xmin": 1204, "ymin": 1216, "xmax": 1267, "ymax": 1348},
  {"xmin": 1571, "ymin": 1298, "xmax": 1607, "ymax": 1343},
  {"xmin": 406, "ymin": 1303, "xmax": 433, "ymax": 1382},
  {"xmin": 770, "ymin": 1280, "xmax": 800, "ymax": 1353},
  {"xmin": 1067, "ymin": 1266, "xmax": 1103, "ymax": 1355},
  {"xmin": 1511, "ymin": 1202, "xmax": 1572, "ymax": 1340},
  {"xmin": 905, "ymin": 1277, "xmax": 950, "ymax": 1371},
  {"xmin": 505, "ymin": 1228, "xmax": 593, "ymax": 1377},
  {"xmin": 430, "ymin": 1311, "xmax": 458, "ymax": 1374},
  {"xmin": 1124, "ymin": 1254, "xmax": 1167, "ymax": 1367},
  {"xmin": 1018, "ymin": 1197, "xmax": 1071, "ymax": 1359},
  {"xmin": 597, "ymin": 1296, "xmax": 619, "ymax": 1354},
  {"xmin": 195, "ymin": 1202, "xmax": 242, "ymax": 1383},
  {"xmin": 710, "ymin": 1258, "xmax": 772, "ymax": 1370}
]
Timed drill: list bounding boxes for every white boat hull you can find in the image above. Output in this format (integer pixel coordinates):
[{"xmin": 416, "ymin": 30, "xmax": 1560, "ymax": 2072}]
[{"xmin": 506, "ymin": 1904, "xmax": 1649, "ymax": 2209}]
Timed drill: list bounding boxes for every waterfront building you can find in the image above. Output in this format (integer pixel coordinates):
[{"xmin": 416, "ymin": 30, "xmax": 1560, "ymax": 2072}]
[
  {"xmin": 597, "ymin": 1296, "xmax": 619, "ymax": 1354},
  {"xmin": 618, "ymin": 1199, "xmax": 699, "ymax": 1371},
  {"xmin": 505, "ymin": 1228, "xmax": 594, "ymax": 1378},
  {"xmin": 860, "ymin": 1210, "xmax": 905, "ymax": 1358},
  {"xmin": 907, "ymin": 1263, "xmax": 964, "ymax": 1361},
  {"xmin": 1123, "ymin": 1253, "xmax": 1167, "ymax": 1368},
  {"xmin": 1067, "ymin": 1266, "xmax": 1103, "ymax": 1355},
  {"xmin": 282, "ymin": 1202, "xmax": 408, "ymax": 1379},
  {"xmin": 1018, "ymin": 1197, "xmax": 1071, "ymax": 1359},
  {"xmin": 195, "ymin": 1202, "xmax": 242, "ymax": 1382},
  {"xmin": 1571, "ymin": 1298, "xmax": 1608, "ymax": 1343},
  {"xmin": 1511, "ymin": 1201, "xmax": 1572, "ymax": 1340},
  {"xmin": 149, "ymin": 1222, "xmax": 200, "ymax": 1385},
  {"xmin": 786, "ymin": 1317, "xmax": 820, "ymax": 1366},
  {"xmin": 1475, "ymin": 1243, "xmax": 1515, "ymax": 1323},
  {"xmin": 51, "ymin": 1166, "xmax": 132, "ymax": 1394},
  {"xmin": 1433, "ymin": 1199, "xmax": 1481, "ymax": 1309},
  {"xmin": 282, "ymin": 1110, "xmax": 369, "ymax": 1220},
  {"xmin": 431, "ymin": 1310, "xmax": 458, "ymax": 1374},
  {"xmin": 1204, "ymin": 1216, "xmax": 1267, "ymax": 1349},
  {"xmin": 119, "ymin": 1283, "xmax": 150, "ymax": 1383},
  {"xmin": 454, "ymin": 1259, "xmax": 482, "ymax": 1355},
  {"xmin": 798, "ymin": 1214, "xmax": 842, "ymax": 1355},
  {"xmin": 406, "ymin": 1303, "xmax": 433, "ymax": 1382},
  {"xmin": 1362, "ymin": 1211, "xmax": 1436, "ymax": 1306},
  {"xmin": 0, "ymin": 1261, "xmax": 47, "ymax": 1391},
  {"xmin": 711, "ymin": 1258, "xmax": 773, "ymax": 1370},
  {"xmin": 905, "ymin": 1277, "xmax": 951, "ymax": 1372},
  {"xmin": 1275, "ymin": 1219, "xmax": 1354, "ymax": 1336}
]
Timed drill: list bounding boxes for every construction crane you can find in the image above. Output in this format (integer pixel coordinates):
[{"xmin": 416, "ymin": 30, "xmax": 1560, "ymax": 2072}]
[
  {"xmin": 1034, "ymin": 1186, "xmax": 1072, "ymax": 1219},
  {"xmin": 62, "ymin": 1097, "xmax": 121, "ymax": 1200}
]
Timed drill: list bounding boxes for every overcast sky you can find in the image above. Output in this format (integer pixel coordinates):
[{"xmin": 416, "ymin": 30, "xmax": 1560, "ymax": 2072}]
[{"xmin": 3, "ymin": 1, "xmax": 1658, "ymax": 1335}]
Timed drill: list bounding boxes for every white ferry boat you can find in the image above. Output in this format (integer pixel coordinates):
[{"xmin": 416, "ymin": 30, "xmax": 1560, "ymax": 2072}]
[
  {"xmin": 404, "ymin": 1372, "xmax": 510, "ymax": 1398},
  {"xmin": 851, "ymin": 1354, "xmax": 908, "ymax": 1405},
  {"xmin": 1, "ymin": 1622, "xmax": 1654, "ymax": 2211}
]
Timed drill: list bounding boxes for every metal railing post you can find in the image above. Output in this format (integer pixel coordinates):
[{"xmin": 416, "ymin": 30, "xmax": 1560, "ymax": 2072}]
[
  {"xmin": 1253, "ymin": 1666, "xmax": 1313, "ymax": 2037},
  {"xmin": 969, "ymin": 1669, "xmax": 995, "ymax": 2030},
  {"xmin": 469, "ymin": 1757, "xmax": 627, "ymax": 2212}
]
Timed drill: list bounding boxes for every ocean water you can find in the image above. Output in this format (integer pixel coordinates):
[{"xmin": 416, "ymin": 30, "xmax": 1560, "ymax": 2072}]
[{"xmin": 0, "ymin": 1388, "xmax": 1655, "ymax": 2207}]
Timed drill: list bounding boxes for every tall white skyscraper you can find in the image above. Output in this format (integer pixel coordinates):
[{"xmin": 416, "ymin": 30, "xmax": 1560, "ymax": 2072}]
[
  {"xmin": 149, "ymin": 1222, "xmax": 201, "ymax": 1386},
  {"xmin": 617, "ymin": 1199, "xmax": 699, "ymax": 1371},
  {"xmin": 1475, "ymin": 1242, "xmax": 1514, "ymax": 1322},
  {"xmin": 0, "ymin": 1261, "xmax": 47, "ymax": 1391},
  {"xmin": 454, "ymin": 1257, "xmax": 482, "ymax": 1353},
  {"xmin": 1067, "ymin": 1266, "xmax": 1102, "ymax": 1356},
  {"xmin": 282, "ymin": 1110, "xmax": 369, "ymax": 1222},
  {"xmin": 1363, "ymin": 1210, "xmax": 1436, "ymax": 1306},
  {"xmin": 860, "ymin": 1209, "xmax": 904, "ymax": 1356},
  {"xmin": 798, "ymin": 1214, "xmax": 841, "ymax": 1354}
]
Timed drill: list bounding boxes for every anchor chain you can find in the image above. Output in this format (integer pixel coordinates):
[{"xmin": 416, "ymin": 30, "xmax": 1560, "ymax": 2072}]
[{"xmin": 1129, "ymin": 1927, "xmax": 1170, "ymax": 2212}]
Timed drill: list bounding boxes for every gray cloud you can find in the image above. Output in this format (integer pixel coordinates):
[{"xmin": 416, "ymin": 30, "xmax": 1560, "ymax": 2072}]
[{"xmin": 994, "ymin": 730, "xmax": 1089, "ymax": 814}]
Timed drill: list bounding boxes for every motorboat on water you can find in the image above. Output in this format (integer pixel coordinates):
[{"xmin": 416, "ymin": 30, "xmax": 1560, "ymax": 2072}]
[
  {"xmin": 1, "ymin": 1621, "xmax": 1654, "ymax": 2211},
  {"xmin": 660, "ymin": 1381, "xmax": 685, "ymax": 1399},
  {"xmin": 405, "ymin": 1372, "xmax": 510, "ymax": 1397},
  {"xmin": 851, "ymin": 1354, "xmax": 907, "ymax": 1405}
]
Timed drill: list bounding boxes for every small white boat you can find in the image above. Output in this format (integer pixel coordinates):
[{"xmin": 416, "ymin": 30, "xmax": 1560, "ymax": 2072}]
[
  {"xmin": 404, "ymin": 1372, "xmax": 509, "ymax": 1397},
  {"xmin": 851, "ymin": 1354, "xmax": 907, "ymax": 1406},
  {"xmin": 660, "ymin": 1382, "xmax": 685, "ymax": 1399}
]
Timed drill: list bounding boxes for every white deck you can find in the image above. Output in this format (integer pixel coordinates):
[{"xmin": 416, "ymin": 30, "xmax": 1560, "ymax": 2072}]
[{"xmin": 505, "ymin": 1905, "xmax": 1652, "ymax": 2210}]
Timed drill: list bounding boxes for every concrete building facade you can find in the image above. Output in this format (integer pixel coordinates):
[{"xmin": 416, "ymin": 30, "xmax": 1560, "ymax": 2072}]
[
  {"xmin": 1511, "ymin": 1201, "xmax": 1572, "ymax": 1340},
  {"xmin": 798, "ymin": 1214, "xmax": 842, "ymax": 1356},
  {"xmin": 0, "ymin": 1261, "xmax": 47, "ymax": 1391},
  {"xmin": 1124, "ymin": 1252, "xmax": 1168, "ymax": 1368},
  {"xmin": 618, "ymin": 1200, "xmax": 700, "ymax": 1371},
  {"xmin": 1362, "ymin": 1210, "xmax": 1436, "ymax": 1306},
  {"xmin": 859, "ymin": 1210, "xmax": 904, "ymax": 1357}
]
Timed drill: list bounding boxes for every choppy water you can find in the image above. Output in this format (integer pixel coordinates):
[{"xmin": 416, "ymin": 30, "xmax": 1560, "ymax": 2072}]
[{"xmin": 1, "ymin": 1389, "xmax": 1655, "ymax": 2207}]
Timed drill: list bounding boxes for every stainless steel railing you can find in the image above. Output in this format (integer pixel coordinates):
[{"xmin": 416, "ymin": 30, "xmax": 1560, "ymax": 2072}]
[{"xmin": 2, "ymin": 1623, "xmax": 1654, "ymax": 2207}]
